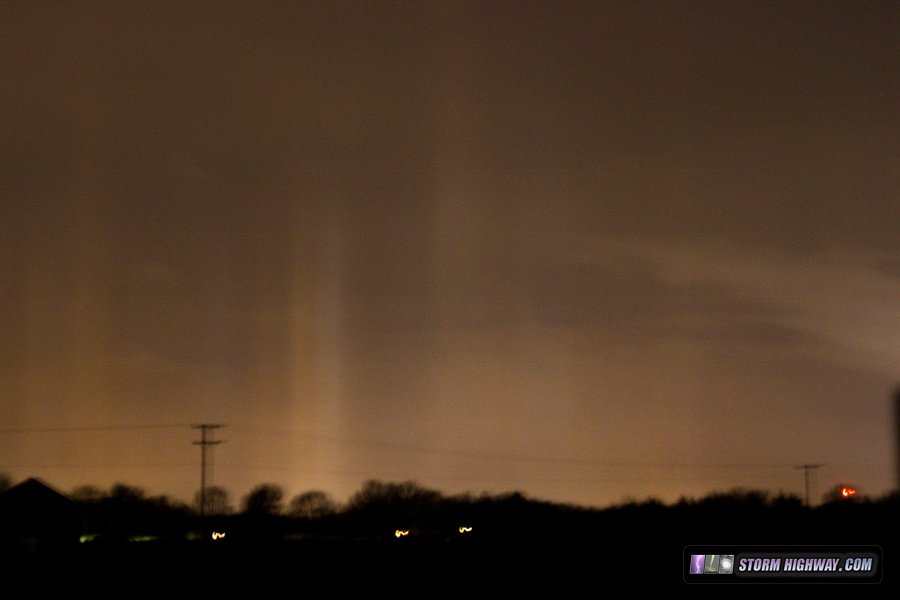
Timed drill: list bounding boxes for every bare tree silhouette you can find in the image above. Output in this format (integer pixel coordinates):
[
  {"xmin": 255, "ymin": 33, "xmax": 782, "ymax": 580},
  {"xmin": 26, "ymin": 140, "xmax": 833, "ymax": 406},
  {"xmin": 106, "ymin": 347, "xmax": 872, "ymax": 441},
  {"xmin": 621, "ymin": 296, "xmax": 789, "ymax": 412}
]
[
  {"xmin": 194, "ymin": 485, "xmax": 233, "ymax": 516},
  {"xmin": 241, "ymin": 483, "xmax": 285, "ymax": 515},
  {"xmin": 288, "ymin": 490, "xmax": 337, "ymax": 519},
  {"xmin": 69, "ymin": 484, "xmax": 104, "ymax": 502}
]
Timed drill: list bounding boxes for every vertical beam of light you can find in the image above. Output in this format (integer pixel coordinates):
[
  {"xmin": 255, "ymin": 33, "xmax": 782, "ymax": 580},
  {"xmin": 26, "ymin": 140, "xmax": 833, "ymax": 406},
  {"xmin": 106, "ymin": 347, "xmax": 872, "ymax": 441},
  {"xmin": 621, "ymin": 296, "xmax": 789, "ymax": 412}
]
[
  {"xmin": 68, "ymin": 51, "xmax": 112, "ymax": 431},
  {"xmin": 21, "ymin": 41, "xmax": 118, "ymax": 489},
  {"xmin": 285, "ymin": 197, "xmax": 350, "ymax": 500},
  {"xmin": 424, "ymin": 4, "xmax": 491, "ymax": 482},
  {"xmin": 314, "ymin": 208, "xmax": 348, "ymax": 491}
]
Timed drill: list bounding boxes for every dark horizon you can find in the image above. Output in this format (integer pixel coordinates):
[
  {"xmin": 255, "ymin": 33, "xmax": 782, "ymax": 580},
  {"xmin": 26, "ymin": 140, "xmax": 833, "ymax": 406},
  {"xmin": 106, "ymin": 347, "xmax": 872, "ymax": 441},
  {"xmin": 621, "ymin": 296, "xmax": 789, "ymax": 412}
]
[
  {"xmin": 0, "ymin": 474, "xmax": 891, "ymax": 591},
  {"xmin": 2, "ymin": 466, "xmax": 897, "ymax": 516}
]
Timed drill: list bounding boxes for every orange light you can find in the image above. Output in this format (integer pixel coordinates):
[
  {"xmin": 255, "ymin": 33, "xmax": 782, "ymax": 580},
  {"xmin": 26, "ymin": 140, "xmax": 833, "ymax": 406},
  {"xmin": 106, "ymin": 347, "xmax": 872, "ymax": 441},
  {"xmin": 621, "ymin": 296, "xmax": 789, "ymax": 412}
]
[{"xmin": 841, "ymin": 487, "xmax": 857, "ymax": 497}]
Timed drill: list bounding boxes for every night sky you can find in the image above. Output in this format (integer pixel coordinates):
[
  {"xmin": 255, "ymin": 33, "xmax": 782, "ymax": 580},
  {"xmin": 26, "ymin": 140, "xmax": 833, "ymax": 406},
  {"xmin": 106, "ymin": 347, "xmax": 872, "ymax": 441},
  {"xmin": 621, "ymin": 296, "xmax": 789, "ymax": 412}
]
[{"xmin": 1, "ymin": 1, "xmax": 898, "ymax": 510}]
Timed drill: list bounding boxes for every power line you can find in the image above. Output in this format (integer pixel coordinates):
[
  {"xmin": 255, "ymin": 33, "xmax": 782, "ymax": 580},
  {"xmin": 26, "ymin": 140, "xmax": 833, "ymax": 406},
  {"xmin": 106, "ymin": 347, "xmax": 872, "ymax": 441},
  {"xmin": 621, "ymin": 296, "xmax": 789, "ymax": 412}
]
[
  {"xmin": 0, "ymin": 423, "xmax": 192, "ymax": 434},
  {"xmin": 0, "ymin": 422, "xmax": 869, "ymax": 474},
  {"xmin": 215, "ymin": 462, "xmax": 805, "ymax": 485},
  {"xmin": 227, "ymin": 425, "xmax": 800, "ymax": 470},
  {"xmin": 3, "ymin": 422, "xmax": 886, "ymax": 500},
  {"xmin": 0, "ymin": 462, "xmax": 195, "ymax": 469}
]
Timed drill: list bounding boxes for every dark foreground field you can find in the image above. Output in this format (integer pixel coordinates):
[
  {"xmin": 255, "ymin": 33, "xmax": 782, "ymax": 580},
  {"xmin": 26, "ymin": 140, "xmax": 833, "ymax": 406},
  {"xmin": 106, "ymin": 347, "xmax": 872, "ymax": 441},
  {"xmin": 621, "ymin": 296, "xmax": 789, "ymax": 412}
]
[
  {"xmin": 3, "ymin": 488, "xmax": 897, "ymax": 594},
  {"xmin": 8, "ymin": 536, "xmax": 897, "ymax": 596},
  {"xmin": 10, "ymin": 537, "xmax": 678, "ymax": 594}
]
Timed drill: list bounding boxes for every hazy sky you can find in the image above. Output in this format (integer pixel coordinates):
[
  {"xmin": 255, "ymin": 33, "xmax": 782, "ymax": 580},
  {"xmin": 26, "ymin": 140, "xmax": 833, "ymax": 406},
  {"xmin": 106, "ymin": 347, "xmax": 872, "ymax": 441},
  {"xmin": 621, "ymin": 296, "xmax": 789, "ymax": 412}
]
[{"xmin": 1, "ymin": 1, "xmax": 898, "ymax": 510}]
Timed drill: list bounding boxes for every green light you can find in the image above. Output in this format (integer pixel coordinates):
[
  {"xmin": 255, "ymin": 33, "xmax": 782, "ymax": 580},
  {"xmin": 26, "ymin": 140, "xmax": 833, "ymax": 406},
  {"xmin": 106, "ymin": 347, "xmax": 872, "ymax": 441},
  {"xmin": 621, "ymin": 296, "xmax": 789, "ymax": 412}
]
[{"xmin": 128, "ymin": 535, "xmax": 159, "ymax": 543}]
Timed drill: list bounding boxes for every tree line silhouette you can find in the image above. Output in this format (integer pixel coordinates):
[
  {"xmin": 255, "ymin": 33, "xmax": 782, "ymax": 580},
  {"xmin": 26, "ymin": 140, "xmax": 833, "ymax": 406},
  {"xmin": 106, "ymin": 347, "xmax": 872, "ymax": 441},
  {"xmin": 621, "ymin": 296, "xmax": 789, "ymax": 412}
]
[
  {"xmin": 1, "ymin": 473, "xmax": 896, "ymax": 592},
  {"xmin": 2, "ymin": 472, "xmax": 896, "ymax": 548}
]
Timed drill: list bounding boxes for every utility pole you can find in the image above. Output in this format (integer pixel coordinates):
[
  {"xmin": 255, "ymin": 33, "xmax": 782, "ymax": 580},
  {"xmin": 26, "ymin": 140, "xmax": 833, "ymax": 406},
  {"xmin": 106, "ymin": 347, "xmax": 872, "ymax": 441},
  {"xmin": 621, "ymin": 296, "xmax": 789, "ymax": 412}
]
[
  {"xmin": 795, "ymin": 464, "xmax": 822, "ymax": 507},
  {"xmin": 193, "ymin": 423, "xmax": 225, "ymax": 537}
]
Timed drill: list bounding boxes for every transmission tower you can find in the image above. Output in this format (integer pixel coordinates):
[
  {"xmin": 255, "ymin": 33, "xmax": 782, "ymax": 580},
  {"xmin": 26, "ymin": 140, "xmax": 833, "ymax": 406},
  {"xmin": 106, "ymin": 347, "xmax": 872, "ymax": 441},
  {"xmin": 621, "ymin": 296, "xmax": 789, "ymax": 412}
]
[{"xmin": 192, "ymin": 424, "xmax": 225, "ymax": 530}]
